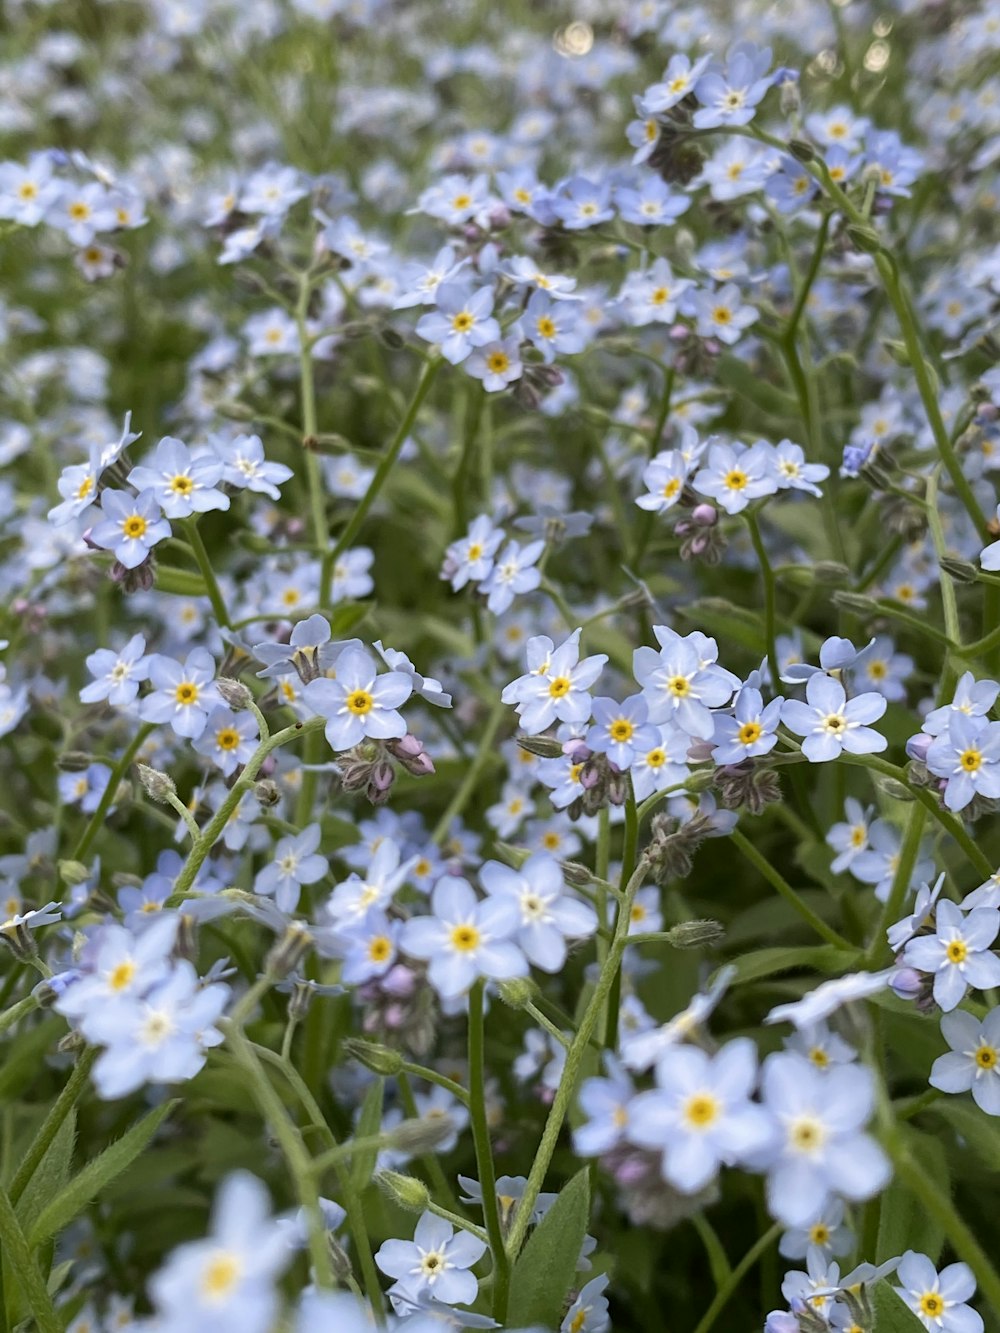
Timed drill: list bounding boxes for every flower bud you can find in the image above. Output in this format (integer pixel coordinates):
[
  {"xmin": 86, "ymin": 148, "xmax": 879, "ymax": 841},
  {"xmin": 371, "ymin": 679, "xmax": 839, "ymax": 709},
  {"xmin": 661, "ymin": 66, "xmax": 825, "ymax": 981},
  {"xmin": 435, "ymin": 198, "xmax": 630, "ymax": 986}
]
[
  {"xmin": 788, "ymin": 138, "xmax": 815, "ymax": 163},
  {"xmin": 812, "ymin": 561, "xmax": 851, "ymax": 586},
  {"xmin": 56, "ymin": 751, "xmax": 97, "ymax": 773},
  {"xmin": 904, "ymin": 733, "xmax": 932, "ymax": 765},
  {"xmin": 496, "ymin": 977, "xmax": 537, "ymax": 1009},
  {"xmin": 265, "ymin": 923, "xmax": 313, "ymax": 978},
  {"xmin": 831, "ymin": 591, "xmax": 880, "ymax": 615},
  {"xmin": 939, "ymin": 557, "xmax": 978, "ymax": 585},
  {"xmin": 343, "ymin": 1038, "xmax": 404, "ymax": 1076},
  {"xmin": 254, "ymin": 779, "xmax": 281, "ymax": 807},
  {"xmin": 560, "ymin": 860, "xmax": 595, "ymax": 887},
  {"xmin": 387, "ymin": 735, "xmax": 435, "ymax": 777},
  {"xmin": 517, "ymin": 734, "xmax": 565, "ymax": 758},
  {"xmin": 666, "ymin": 919, "xmax": 725, "ymax": 949},
  {"xmin": 389, "ymin": 1116, "xmax": 456, "ymax": 1155},
  {"xmin": 873, "ymin": 775, "xmax": 913, "ymax": 802},
  {"xmin": 684, "ymin": 768, "xmax": 716, "ymax": 793},
  {"xmin": 846, "ymin": 224, "xmax": 882, "ymax": 254},
  {"xmin": 376, "ymin": 1170, "xmax": 431, "ymax": 1212},
  {"xmin": 216, "ymin": 677, "xmax": 253, "ymax": 710},
  {"xmin": 58, "ymin": 860, "xmax": 91, "ymax": 887},
  {"xmin": 136, "ymin": 764, "xmax": 176, "ymax": 803},
  {"xmin": 690, "ymin": 503, "xmax": 718, "ymax": 527},
  {"xmin": 378, "ymin": 326, "xmax": 405, "ymax": 350}
]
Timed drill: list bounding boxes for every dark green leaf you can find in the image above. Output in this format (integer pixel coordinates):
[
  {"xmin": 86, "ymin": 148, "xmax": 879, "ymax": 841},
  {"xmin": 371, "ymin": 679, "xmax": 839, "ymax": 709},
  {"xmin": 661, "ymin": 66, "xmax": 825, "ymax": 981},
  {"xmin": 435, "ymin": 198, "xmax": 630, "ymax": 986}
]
[
  {"xmin": 876, "ymin": 1126, "xmax": 947, "ymax": 1264},
  {"xmin": 15, "ymin": 1109, "xmax": 76, "ymax": 1236},
  {"xmin": 507, "ymin": 1168, "xmax": 590, "ymax": 1330},
  {"xmin": 729, "ymin": 945, "xmax": 861, "ymax": 985},
  {"xmin": 351, "ymin": 1078, "xmax": 384, "ymax": 1193},
  {"xmin": 872, "ymin": 1282, "xmax": 926, "ymax": 1331},
  {"xmin": 27, "ymin": 1101, "xmax": 177, "ymax": 1249}
]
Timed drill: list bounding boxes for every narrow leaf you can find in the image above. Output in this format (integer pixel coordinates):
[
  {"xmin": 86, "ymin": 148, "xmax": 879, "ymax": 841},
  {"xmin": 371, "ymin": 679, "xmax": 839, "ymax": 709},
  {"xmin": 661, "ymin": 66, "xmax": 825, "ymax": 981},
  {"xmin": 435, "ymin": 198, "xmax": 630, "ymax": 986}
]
[
  {"xmin": 27, "ymin": 1100, "xmax": 176, "ymax": 1249},
  {"xmin": 507, "ymin": 1168, "xmax": 590, "ymax": 1331},
  {"xmin": 351, "ymin": 1078, "xmax": 384, "ymax": 1193}
]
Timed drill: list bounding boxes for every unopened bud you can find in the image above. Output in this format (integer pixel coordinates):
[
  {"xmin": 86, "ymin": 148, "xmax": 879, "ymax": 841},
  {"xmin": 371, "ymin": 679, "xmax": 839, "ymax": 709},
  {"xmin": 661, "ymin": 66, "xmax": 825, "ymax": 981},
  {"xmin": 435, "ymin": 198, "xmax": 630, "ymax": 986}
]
[
  {"xmin": 517, "ymin": 734, "xmax": 565, "ymax": 758},
  {"xmin": 386, "ymin": 734, "xmax": 435, "ymax": 777},
  {"xmin": 56, "ymin": 751, "xmax": 96, "ymax": 773},
  {"xmin": 136, "ymin": 764, "xmax": 176, "ymax": 803},
  {"xmin": 343, "ymin": 1038, "xmax": 404, "ymax": 1076},
  {"xmin": 496, "ymin": 977, "xmax": 537, "ymax": 1009},
  {"xmin": 812, "ymin": 561, "xmax": 851, "ymax": 586},
  {"xmin": 846, "ymin": 224, "xmax": 882, "ymax": 254},
  {"xmin": 905, "ymin": 734, "xmax": 932, "ymax": 765},
  {"xmin": 560, "ymin": 860, "xmax": 595, "ymax": 888},
  {"xmin": 57, "ymin": 1029, "xmax": 87, "ymax": 1054},
  {"xmin": 389, "ymin": 1116, "xmax": 456, "ymax": 1155},
  {"xmin": 376, "ymin": 1170, "xmax": 431, "ymax": 1212},
  {"xmin": 684, "ymin": 769, "xmax": 716, "ymax": 793},
  {"xmin": 254, "ymin": 779, "xmax": 281, "ymax": 807},
  {"xmin": 58, "ymin": 860, "xmax": 90, "ymax": 887},
  {"xmin": 666, "ymin": 919, "xmax": 725, "ymax": 949},
  {"xmin": 873, "ymin": 775, "xmax": 914, "ymax": 801},
  {"xmin": 265, "ymin": 923, "xmax": 313, "ymax": 978},
  {"xmin": 378, "ymin": 326, "xmax": 405, "ymax": 350},
  {"xmin": 831, "ymin": 591, "xmax": 880, "ymax": 615},
  {"xmin": 788, "ymin": 138, "xmax": 815, "ymax": 162},
  {"xmin": 939, "ymin": 557, "xmax": 978, "ymax": 585},
  {"xmin": 881, "ymin": 337, "xmax": 911, "ymax": 367},
  {"xmin": 491, "ymin": 842, "xmax": 530, "ymax": 869},
  {"xmin": 216, "ymin": 677, "xmax": 253, "ymax": 710}
]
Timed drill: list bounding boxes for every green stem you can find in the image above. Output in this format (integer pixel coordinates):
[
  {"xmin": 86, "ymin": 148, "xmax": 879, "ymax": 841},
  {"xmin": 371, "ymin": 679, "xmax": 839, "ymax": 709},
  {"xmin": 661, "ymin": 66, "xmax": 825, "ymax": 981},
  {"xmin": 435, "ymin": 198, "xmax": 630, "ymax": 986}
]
[
  {"xmin": 468, "ymin": 981, "xmax": 509, "ymax": 1322},
  {"xmin": 730, "ymin": 827, "xmax": 851, "ymax": 950},
  {"xmin": 182, "ymin": 519, "xmax": 231, "ymax": 629},
  {"xmin": 295, "ymin": 273, "xmax": 327, "ymax": 557},
  {"xmin": 397, "ymin": 1071, "xmax": 461, "ymax": 1214},
  {"xmin": 691, "ymin": 1223, "xmax": 781, "ymax": 1333},
  {"xmin": 222, "ymin": 1021, "xmax": 334, "ymax": 1289},
  {"xmin": 0, "ymin": 1182, "xmax": 61, "ymax": 1333},
  {"xmin": 745, "ymin": 510, "xmax": 780, "ymax": 689},
  {"xmin": 320, "ymin": 357, "xmax": 441, "ymax": 607},
  {"xmin": 603, "ymin": 793, "xmax": 638, "ymax": 1052},
  {"xmin": 887, "ymin": 1134, "xmax": 1000, "ymax": 1314},
  {"xmin": 8, "ymin": 1046, "xmax": 97, "ymax": 1208},
  {"xmin": 505, "ymin": 859, "xmax": 648, "ymax": 1265},
  {"xmin": 0, "ymin": 995, "xmax": 39, "ymax": 1037},
  {"xmin": 431, "ymin": 699, "xmax": 505, "ymax": 845},
  {"xmin": 170, "ymin": 717, "xmax": 326, "ymax": 900},
  {"xmin": 72, "ymin": 722, "xmax": 154, "ymax": 860},
  {"xmin": 864, "ymin": 802, "xmax": 927, "ymax": 967}
]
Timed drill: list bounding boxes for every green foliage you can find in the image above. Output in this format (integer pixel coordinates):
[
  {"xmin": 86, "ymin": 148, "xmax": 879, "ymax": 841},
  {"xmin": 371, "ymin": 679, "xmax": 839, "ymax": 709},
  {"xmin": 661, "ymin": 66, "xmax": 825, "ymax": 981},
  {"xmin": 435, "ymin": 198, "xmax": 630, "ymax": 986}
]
[{"xmin": 507, "ymin": 1168, "xmax": 591, "ymax": 1331}]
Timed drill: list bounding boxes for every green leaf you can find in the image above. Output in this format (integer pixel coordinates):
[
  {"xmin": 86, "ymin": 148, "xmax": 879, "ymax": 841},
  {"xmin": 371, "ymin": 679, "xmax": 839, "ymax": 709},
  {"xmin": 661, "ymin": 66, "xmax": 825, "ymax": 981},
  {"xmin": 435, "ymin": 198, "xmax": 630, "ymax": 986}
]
[
  {"xmin": 27, "ymin": 1100, "xmax": 177, "ymax": 1249},
  {"xmin": 15, "ymin": 1109, "xmax": 76, "ymax": 1236},
  {"xmin": 327, "ymin": 601, "xmax": 371, "ymax": 637},
  {"xmin": 872, "ymin": 1282, "xmax": 926, "ymax": 1331},
  {"xmin": 351, "ymin": 1078, "xmax": 384, "ymax": 1193},
  {"xmin": 729, "ymin": 945, "xmax": 861, "ymax": 985},
  {"xmin": 691, "ymin": 1212, "xmax": 731, "ymax": 1289},
  {"xmin": 930, "ymin": 1099, "xmax": 1000, "ymax": 1176},
  {"xmin": 876, "ymin": 1126, "xmax": 947, "ymax": 1264},
  {"xmin": 154, "ymin": 565, "xmax": 208, "ymax": 597},
  {"xmin": 507, "ymin": 1168, "xmax": 590, "ymax": 1331},
  {"xmin": 0, "ymin": 1019, "xmax": 62, "ymax": 1101}
]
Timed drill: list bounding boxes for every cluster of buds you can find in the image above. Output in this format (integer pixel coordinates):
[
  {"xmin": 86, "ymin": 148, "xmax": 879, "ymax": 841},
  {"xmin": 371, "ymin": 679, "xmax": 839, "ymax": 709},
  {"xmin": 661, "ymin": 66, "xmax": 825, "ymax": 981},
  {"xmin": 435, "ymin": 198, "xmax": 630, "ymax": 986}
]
[
  {"xmin": 355, "ymin": 962, "xmax": 438, "ymax": 1056},
  {"xmin": 644, "ymin": 809, "xmax": 716, "ymax": 884},
  {"xmin": 563, "ymin": 740, "xmax": 630, "ymax": 818},
  {"xmin": 713, "ymin": 761, "xmax": 782, "ymax": 814},
  {"xmin": 673, "ymin": 501, "xmax": 725, "ymax": 564},
  {"xmin": 600, "ymin": 1142, "xmax": 718, "ymax": 1230},
  {"xmin": 338, "ymin": 736, "xmax": 435, "ymax": 806}
]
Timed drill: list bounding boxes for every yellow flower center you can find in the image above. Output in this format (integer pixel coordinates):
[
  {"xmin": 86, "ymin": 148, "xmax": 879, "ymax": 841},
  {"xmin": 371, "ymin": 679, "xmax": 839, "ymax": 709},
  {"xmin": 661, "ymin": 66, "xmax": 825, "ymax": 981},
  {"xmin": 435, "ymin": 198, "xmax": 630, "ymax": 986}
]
[
  {"xmin": 851, "ymin": 825, "xmax": 866, "ymax": 847},
  {"xmin": 450, "ymin": 924, "xmax": 480, "ymax": 952},
  {"xmin": 789, "ymin": 1116, "xmax": 826, "ymax": 1153},
  {"xmin": 645, "ymin": 747, "xmax": 666, "ymax": 769},
  {"xmin": 536, "ymin": 316, "xmax": 557, "ymax": 338},
  {"xmin": 650, "ymin": 286, "xmax": 671, "ymax": 305},
  {"xmin": 662, "ymin": 477, "xmax": 681, "ymax": 499},
  {"xmin": 668, "ymin": 675, "xmax": 690, "ymax": 697},
  {"xmin": 738, "ymin": 721, "xmax": 762, "ymax": 745},
  {"xmin": 821, "ymin": 713, "xmax": 846, "ymax": 733},
  {"xmin": 368, "ymin": 936, "xmax": 392, "ymax": 963},
  {"xmin": 201, "ymin": 1251, "xmax": 242, "ymax": 1302},
  {"xmin": 809, "ymin": 1222, "xmax": 830, "ymax": 1245},
  {"xmin": 486, "ymin": 351, "xmax": 510, "ymax": 373},
  {"xmin": 76, "ymin": 476, "xmax": 94, "ymax": 500},
  {"xmin": 542, "ymin": 831, "xmax": 561, "ymax": 850},
  {"xmin": 18, "ymin": 182, "xmax": 38, "ymax": 200},
  {"xmin": 467, "ymin": 542, "xmax": 483, "ymax": 561},
  {"xmin": 975, "ymin": 1044, "xmax": 997, "ymax": 1070},
  {"xmin": 609, "ymin": 718, "xmax": 634, "ymax": 742},
  {"xmin": 346, "ymin": 690, "xmax": 373, "ymax": 715},
  {"xmin": 69, "ymin": 201, "xmax": 91, "ymax": 220},
  {"xmin": 108, "ymin": 960, "xmax": 136, "ymax": 992},
  {"xmin": 683, "ymin": 1093, "xmax": 720, "ymax": 1128},
  {"xmin": 216, "ymin": 728, "xmax": 240, "ymax": 751},
  {"xmin": 713, "ymin": 306, "xmax": 733, "ymax": 324},
  {"xmin": 451, "ymin": 311, "xmax": 474, "ymax": 333},
  {"xmin": 569, "ymin": 1311, "xmax": 586, "ymax": 1333},
  {"xmin": 724, "ymin": 468, "xmax": 747, "ymax": 490},
  {"xmin": 169, "ymin": 473, "xmax": 194, "ymax": 494},
  {"xmin": 946, "ymin": 939, "xmax": 968, "ymax": 964},
  {"xmin": 809, "ymin": 1046, "xmax": 829, "ymax": 1068},
  {"xmin": 548, "ymin": 676, "xmax": 571, "ymax": 698},
  {"xmin": 452, "ymin": 193, "xmax": 471, "ymax": 209},
  {"xmin": 959, "ymin": 748, "xmax": 982, "ymax": 772},
  {"xmin": 175, "ymin": 681, "xmax": 199, "ymax": 706},
  {"xmin": 919, "ymin": 1292, "xmax": 944, "ymax": 1318},
  {"xmin": 122, "ymin": 514, "xmax": 147, "ymax": 539}
]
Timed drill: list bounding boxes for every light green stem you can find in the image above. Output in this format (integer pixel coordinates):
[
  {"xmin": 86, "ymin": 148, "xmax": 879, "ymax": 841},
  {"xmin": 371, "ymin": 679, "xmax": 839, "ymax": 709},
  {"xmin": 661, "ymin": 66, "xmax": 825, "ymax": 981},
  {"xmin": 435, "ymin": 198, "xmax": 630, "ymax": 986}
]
[
  {"xmin": 864, "ymin": 802, "xmax": 927, "ymax": 967},
  {"xmin": 504, "ymin": 859, "xmax": 647, "ymax": 1265},
  {"xmin": 0, "ymin": 1180, "xmax": 61, "ymax": 1333},
  {"xmin": 182, "ymin": 519, "xmax": 232, "ymax": 629},
  {"xmin": 72, "ymin": 722, "xmax": 155, "ymax": 860},
  {"xmin": 730, "ymin": 827, "xmax": 852, "ymax": 949},
  {"xmin": 468, "ymin": 980, "xmax": 510, "ymax": 1322},
  {"xmin": 745, "ymin": 510, "xmax": 780, "ymax": 691},
  {"xmin": 9, "ymin": 1046, "xmax": 97, "ymax": 1208},
  {"xmin": 691, "ymin": 1223, "xmax": 781, "ymax": 1333}
]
